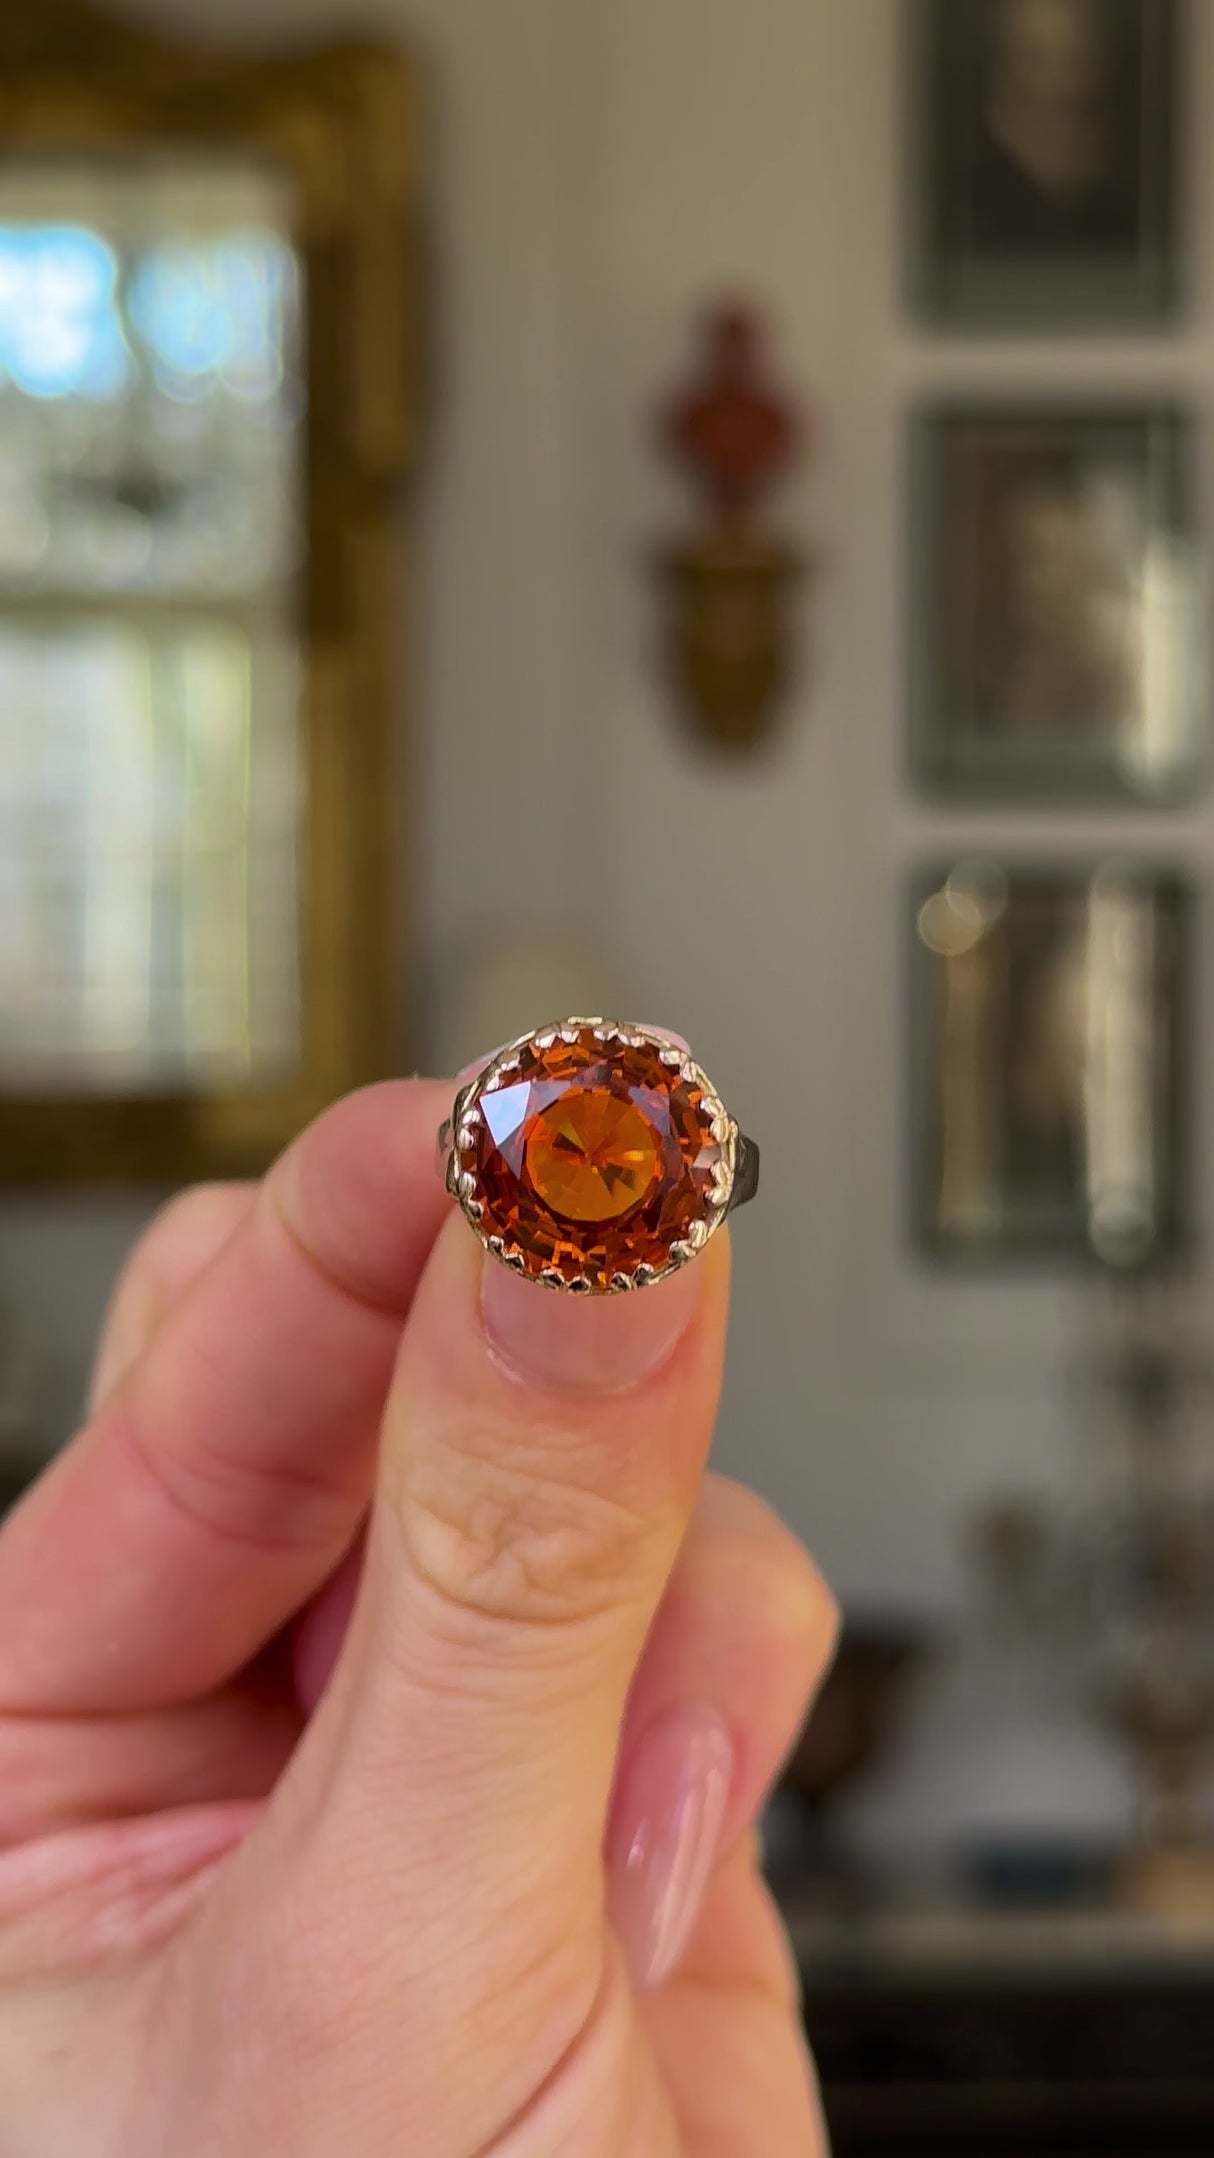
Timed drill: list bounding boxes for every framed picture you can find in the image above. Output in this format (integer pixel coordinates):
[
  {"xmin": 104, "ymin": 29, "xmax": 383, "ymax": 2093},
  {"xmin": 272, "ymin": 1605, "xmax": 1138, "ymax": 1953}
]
[
  {"xmin": 912, "ymin": 861, "xmax": 1187, "ymax": 1263},
  {"xmin": 909, "ymin": 0, "xmax": 1181, "ymax": 326},
  {"xmin": 911, "ymin": 406, "xmax": 1202, "ymax": 802}
]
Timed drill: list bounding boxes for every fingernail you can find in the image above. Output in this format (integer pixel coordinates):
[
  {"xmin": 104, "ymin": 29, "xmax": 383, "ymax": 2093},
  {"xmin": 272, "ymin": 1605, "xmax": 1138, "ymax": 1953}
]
[
  {"xmin": 454, "ymin": 1050, "xmax": 499, "ymax": 1088},
  {"xmin": 633, "ymin": 1024, "xmax": 690, "ymax": 1051},
  {"xmin": 481, "ymin": 1258, "xmax": 701, "ymax": 1393},
  {"xmin": 606, "ymin": 1707, "xmax": 734, "ymax": 1991}
]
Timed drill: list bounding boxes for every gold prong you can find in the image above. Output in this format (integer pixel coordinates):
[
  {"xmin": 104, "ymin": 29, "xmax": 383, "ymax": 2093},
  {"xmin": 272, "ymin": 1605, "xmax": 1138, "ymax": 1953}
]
[
  {"xmin": 659, "ymin": 1044, "xmax": 683, "ymax": 1067},
  {"xmin": 540, "ymin": 1266, "xmax": 567, "ymax": 1289},
  {"xmin": 610, "ymin": 1271, "xmax": 636, "ymax": 1292},
  {"xmin": 533, "ymin": 1028, "xmax": 558, "ymax": 1051},
  {"xmin": 568, "ymin": 1276, "xmax": 593, "ymax": 1294},
  {"xmin": 593, "ymin": 1022, "xmax": 621, "ymax": 1044},
  {"xmin": 457, "ymin": 1170, "xmax": 477, "ymax": 1200},
  {"xmin": 465, "ymin": 1199, "xmax": 483, "ymax": 1221},
  {"xmin": 487, "ymin": 1235, "xmax": 505, "ymax": 1256}
]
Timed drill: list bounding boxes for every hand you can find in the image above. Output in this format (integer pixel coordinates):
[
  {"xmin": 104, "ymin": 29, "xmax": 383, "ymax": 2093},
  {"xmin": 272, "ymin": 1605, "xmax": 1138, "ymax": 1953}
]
[{"xmin": 0, "ymin": 1078, "xmax": 836, "ymax": 2155}]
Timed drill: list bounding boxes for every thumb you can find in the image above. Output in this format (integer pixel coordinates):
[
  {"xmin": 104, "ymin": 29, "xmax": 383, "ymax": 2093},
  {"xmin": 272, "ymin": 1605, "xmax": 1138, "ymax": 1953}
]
[{"xmin": 237, "ymin": 1210, "xmax": 729, "ymax": 2132}]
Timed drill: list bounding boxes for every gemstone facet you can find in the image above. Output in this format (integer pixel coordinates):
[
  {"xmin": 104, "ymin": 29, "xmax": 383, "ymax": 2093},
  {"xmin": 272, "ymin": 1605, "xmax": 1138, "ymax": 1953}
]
[{"xmin": 460, "ymin": 1023, "xmax": 733, "ymax": 1290}]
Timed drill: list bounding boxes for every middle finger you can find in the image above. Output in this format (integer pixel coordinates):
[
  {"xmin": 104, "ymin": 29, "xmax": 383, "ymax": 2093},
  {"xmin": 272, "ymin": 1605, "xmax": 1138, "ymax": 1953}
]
[{"xmin": 606, "ymin": 1473, "xmax": 837, "ymax": 1988}]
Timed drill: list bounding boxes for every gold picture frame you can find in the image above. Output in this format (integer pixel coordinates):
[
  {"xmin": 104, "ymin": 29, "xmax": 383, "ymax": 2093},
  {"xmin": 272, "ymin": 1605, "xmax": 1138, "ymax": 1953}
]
[{"xmin": 0, "ymin": 0, "xmax": 419, "ymax": 1182}]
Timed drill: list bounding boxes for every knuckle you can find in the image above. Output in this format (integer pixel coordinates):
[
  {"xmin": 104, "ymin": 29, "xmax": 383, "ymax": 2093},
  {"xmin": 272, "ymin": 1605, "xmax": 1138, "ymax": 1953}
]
[
  {"xmin": 112, "ymin": 1398, "xmax": 354, "ymax": 1560},
  {"xmin": 764, "ymin": 1528, "xmax": 841, "ymax": 1677},
  {"xmin": 771, "ymin": 1525, "xmax": 840, "ymax": 1660},
  {"xmin": 396, "ymin": 1439, "xmax": 666, "ymax": 1640},
  {"xmin": 710, "ymin": 1479, "xmax": 840, "ymax": 1666}
]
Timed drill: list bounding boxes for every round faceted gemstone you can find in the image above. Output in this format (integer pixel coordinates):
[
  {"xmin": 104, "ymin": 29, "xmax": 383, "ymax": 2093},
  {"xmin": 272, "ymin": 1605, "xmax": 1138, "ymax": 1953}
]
[
  {"xmin": 524, "ymin": 1092, "xmax": 661, "ymax": 1224},
  {"xmin": 466, "ymin": 1027, "xmax": 727, "ymax": 1288}
]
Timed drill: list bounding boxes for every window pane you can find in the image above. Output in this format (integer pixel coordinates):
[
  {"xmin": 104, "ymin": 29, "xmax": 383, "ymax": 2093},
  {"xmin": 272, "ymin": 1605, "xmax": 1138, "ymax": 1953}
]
[
  {"xmin": 0, "ymin": 164, "xmax": 301, "ymax": 598},
  {"xmin": 0, "ymin": 159, "xmax": 305, "ymax": 1096},
  {"xmin": 0, "ymin": 615, "xmax": 301, "ymax": 1093}
]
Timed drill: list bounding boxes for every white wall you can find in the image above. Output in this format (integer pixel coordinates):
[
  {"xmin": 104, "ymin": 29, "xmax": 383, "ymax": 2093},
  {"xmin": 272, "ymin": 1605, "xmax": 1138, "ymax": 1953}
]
[{"xmin": 4, "ymin": 0, "xmax": 1214, "ymax": 1841}]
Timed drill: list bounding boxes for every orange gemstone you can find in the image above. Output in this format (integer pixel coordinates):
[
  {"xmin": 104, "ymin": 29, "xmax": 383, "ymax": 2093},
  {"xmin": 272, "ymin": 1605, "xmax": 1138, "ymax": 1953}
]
[
  {"xmin": 465, "ymin": 1027, "xmax": 725, "ymax": 1288},
  {"xmin": 525, "ymin": 1091, "xmax": 661, "ymax": 1223}
]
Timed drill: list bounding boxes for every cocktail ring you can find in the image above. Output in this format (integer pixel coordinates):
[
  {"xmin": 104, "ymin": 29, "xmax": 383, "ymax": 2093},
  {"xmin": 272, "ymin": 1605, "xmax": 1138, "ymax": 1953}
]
[{"xmin": 438, "ymin": 1018, "xmax": 759, "ymax": 1293}]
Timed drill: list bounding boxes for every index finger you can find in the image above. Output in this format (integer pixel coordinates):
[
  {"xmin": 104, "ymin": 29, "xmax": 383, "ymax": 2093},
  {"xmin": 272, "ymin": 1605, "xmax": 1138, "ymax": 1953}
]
[
  {"xmin": 88, "ymin": 1182, "xmax": 253, "ymax": 1414},
  {"xmin": 0, "ymin": 1080, "xmax": 452, "ymax": 1718}
]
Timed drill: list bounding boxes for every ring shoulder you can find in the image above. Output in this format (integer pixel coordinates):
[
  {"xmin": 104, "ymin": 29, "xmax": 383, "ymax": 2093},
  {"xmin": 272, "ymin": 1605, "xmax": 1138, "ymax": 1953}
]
[{"xmin": 728, "ymin": 1133, "xmax": 760, "ymax": 1213}]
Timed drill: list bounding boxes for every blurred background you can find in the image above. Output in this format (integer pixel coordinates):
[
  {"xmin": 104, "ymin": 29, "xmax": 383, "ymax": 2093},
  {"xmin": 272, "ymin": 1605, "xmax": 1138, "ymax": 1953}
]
[{"xmin": 3, "ymin": 0, "xmax": 1214, "ymax": 2150}]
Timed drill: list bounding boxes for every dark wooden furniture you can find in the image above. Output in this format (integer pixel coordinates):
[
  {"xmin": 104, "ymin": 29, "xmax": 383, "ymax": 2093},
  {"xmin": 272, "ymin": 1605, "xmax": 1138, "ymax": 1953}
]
[{"xmin": 791, "ymin": 1897, "xmax": 1214, "ymax": 2156}]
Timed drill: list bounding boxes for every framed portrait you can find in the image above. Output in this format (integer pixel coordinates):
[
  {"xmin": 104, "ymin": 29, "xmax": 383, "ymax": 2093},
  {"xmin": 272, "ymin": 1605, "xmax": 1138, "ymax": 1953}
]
[
  {"xmin": 909, "ymin": 0, "xmax": 1181, "ymax": 326},
  {"xmin": 912, "ymin": 862, "xmax": 1187, "ymax": 1264},
  {"xmin": 910, "ymin": 406, "xmax": 1203, "ymax": 803}
]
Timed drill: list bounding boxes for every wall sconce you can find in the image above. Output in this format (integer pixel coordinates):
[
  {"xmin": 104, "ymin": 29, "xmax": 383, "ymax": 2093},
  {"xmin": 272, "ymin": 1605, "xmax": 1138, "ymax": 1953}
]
[{"xmin": 656, "ymin": 303, "xmax": 807, "ymax": 754}]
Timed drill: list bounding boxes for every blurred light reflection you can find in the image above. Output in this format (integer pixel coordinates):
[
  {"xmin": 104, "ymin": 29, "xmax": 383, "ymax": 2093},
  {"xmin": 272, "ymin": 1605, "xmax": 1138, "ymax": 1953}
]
[{"xmin": 0, "ymin": 226, "xmax": 130, "ymax": 401}]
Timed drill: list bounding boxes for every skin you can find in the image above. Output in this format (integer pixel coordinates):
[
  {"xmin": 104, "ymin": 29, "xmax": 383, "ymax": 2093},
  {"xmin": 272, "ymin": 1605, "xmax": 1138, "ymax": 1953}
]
[{"xmin": 0, "ymin": 1077, "xmax": 837, "ymax": 2156}]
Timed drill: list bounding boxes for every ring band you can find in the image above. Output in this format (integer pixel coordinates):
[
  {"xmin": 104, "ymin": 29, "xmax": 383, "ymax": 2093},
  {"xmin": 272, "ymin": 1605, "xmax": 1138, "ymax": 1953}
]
[{"xmin": 438, "ymin": 1017, "xmax": 759, "ymax": 1293}]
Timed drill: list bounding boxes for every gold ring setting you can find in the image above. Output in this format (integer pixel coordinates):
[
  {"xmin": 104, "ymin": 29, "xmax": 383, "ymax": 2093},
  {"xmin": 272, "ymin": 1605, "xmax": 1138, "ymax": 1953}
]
[{"xmin": 438, "ymin": 1018, "xmax": 759, "ymax": 1294}]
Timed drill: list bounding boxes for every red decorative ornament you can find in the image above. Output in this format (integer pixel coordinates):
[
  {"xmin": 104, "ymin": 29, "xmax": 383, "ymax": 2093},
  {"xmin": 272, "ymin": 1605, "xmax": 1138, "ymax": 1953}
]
[
  {"xmin": 656, "ymin": 303, "xmax": 809, "ymax": 752},
  {"xmin": 662, "ymin": 304, "xmax": 802, "ymax": 517}
]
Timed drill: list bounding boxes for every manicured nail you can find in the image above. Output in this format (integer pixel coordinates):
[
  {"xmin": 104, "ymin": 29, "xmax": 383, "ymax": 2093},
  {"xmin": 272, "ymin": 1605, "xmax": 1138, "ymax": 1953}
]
[
  {"xmin": 481, "ymin": 1258, "xmax": 701, "ymax": 1393},
  {"xmin": 454, "ymin": 1051, "xmax": 499, "ymax": 1088},
  {"xmin": 634, "ymin": 1024, "xmax": 690, "ymax": 1051},
  {"xmin": 606, "ymin": 1707, "xmax": 734, "ymax": 1991}
]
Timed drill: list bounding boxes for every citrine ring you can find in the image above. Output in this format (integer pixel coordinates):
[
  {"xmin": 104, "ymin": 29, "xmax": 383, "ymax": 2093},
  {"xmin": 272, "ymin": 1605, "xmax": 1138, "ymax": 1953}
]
[{"xmin": 438, "ymin": 1018, "xmax": 759, "ymax": 1293}]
